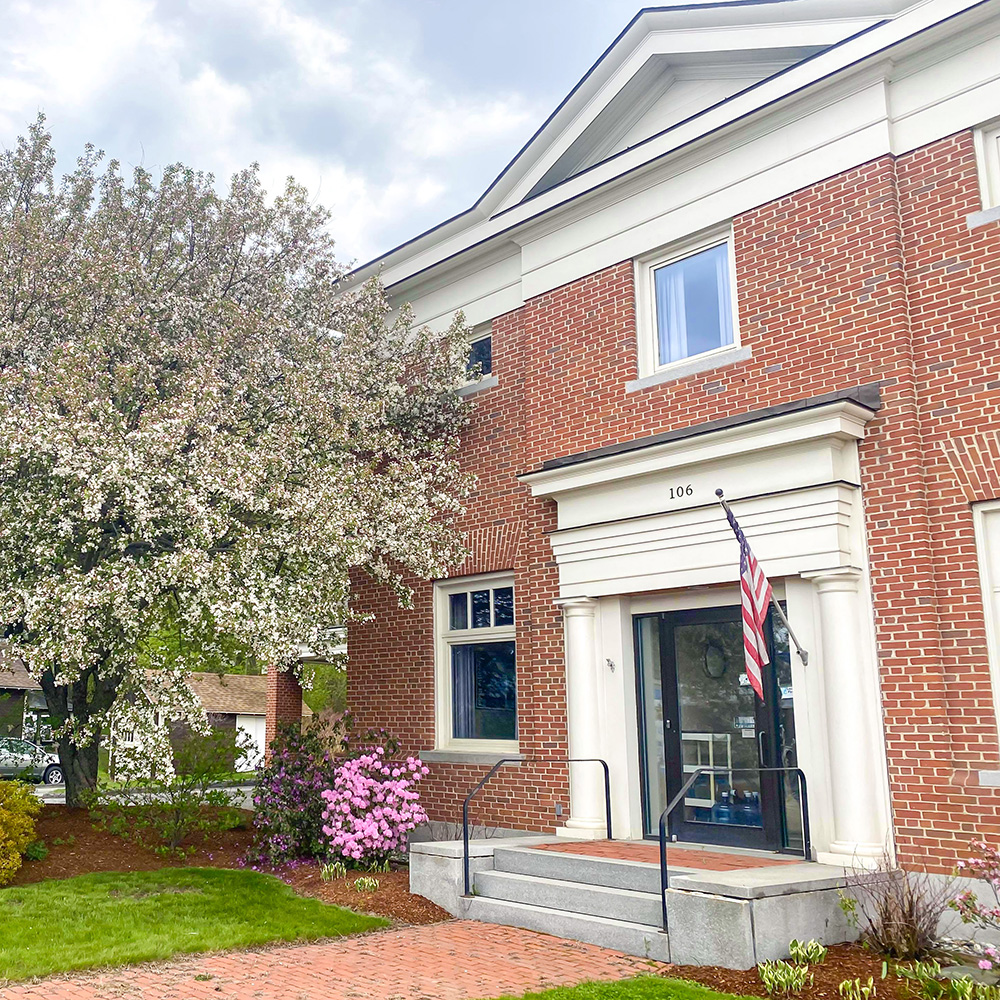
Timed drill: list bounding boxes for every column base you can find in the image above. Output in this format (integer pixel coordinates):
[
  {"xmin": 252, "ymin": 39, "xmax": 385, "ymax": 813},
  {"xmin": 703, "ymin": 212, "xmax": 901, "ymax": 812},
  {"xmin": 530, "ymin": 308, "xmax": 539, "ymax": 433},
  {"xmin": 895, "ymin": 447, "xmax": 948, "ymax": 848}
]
[
  {"xmin": 816, "ymin": 842, "xmax": 890, "ymax": 869},
  {"xmin": 555, "ymin": 818, "xmax": 609, "ymax": 840}
]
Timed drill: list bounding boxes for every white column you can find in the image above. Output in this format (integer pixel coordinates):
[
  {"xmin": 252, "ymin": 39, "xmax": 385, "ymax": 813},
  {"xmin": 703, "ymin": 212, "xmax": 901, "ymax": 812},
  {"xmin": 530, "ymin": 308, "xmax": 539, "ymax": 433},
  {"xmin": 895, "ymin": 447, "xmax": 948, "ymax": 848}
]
[
  {"xmin": 803, "ymin": 567, "xmax": 887, "ymax": 863},
  {"xmin": 556, "ymin": 597, "xmax": 608, "ymax": 839}
]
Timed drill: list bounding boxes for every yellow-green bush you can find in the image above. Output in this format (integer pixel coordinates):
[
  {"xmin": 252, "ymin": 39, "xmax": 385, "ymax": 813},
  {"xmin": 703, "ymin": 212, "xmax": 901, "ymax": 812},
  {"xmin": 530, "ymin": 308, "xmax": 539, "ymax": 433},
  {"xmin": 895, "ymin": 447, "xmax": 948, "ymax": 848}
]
[{"xmin": 0, "ymin": 781, "xmax": 42, "ymax": 885}]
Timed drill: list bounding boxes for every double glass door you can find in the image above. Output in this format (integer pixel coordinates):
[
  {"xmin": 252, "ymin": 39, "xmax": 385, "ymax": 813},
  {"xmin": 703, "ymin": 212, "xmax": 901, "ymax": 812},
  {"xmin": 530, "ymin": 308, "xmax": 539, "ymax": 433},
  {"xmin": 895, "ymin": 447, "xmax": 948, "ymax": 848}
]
[{"xmin": 635, "ymin": 605, "xmax": 801, "ymax": 851}]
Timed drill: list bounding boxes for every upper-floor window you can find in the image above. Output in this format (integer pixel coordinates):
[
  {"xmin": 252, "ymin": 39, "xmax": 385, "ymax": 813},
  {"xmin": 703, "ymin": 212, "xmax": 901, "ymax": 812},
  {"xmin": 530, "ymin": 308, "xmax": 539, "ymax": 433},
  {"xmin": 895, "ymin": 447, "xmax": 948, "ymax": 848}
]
[
  {"xmin": 466, "ymin": 324, "xmax": 493, "ymax": 379},
  {"xmin": 975, "ymin": 118, "xmax": 1000, "ymax": 210},
  {"xmin": 435, "ymin": 574, "xmax": 516, "ymax": 750},
  {"xmin": 635, "ymin": 229, "xmax": 739, "ymax": 376}
]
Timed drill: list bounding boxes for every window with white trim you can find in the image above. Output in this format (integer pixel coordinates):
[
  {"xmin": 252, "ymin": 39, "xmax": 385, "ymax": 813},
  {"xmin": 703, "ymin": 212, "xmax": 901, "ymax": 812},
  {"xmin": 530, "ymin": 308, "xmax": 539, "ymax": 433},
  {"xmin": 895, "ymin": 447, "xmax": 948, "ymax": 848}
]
[
  {"xmin": 435, "ymin": 574, "xmax": 516, "ymax": 751},
  {"xmin": 975, "ymin": 501, "xmax": 1000, "ymax": 724},
  {"xmin": 975, "ymin": 119, "xmax": 1000, "ymax": 210},
  {"xmin": 466, "ymin": 323, "xmax": 493, "ymax": 380},
  {"xmin": 635, "ymin": 229, "xmax": 739, "ymax": 376}
]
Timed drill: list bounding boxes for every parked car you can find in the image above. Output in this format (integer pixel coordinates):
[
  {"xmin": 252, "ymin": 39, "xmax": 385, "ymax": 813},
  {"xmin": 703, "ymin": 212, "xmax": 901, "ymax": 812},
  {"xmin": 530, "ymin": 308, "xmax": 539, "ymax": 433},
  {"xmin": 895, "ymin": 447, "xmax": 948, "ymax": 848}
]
[{"xmin": 0, "ymin": 737, "xmax": 63, "ymax": 784}]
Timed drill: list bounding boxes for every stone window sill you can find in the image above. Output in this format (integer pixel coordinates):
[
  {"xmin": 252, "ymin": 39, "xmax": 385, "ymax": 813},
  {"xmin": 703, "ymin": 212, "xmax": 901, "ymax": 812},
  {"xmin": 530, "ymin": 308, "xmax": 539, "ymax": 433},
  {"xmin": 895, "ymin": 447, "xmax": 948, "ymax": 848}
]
[
  {"xmin": 420, "ymin": 749, "xmax": 524, "ymax": 765},
  {"xmin": 968, "ymin": 206, "xmax": 1000, "ymax": 230},
  {"xmin": 625, "ymin": 346, "xmax": 752, "ymax": 394},
  {"xmin": 457, "ymin": 374, "xmax": 498, "ymax": 397}
]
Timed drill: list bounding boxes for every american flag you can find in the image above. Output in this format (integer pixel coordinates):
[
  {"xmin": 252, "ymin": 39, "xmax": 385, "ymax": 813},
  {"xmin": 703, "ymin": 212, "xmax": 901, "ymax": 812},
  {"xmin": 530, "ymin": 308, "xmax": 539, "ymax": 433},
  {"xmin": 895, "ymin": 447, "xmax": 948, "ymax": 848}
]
[{"xmin": 723, "ymin": 502, "xmax": 772, "ymax": 701}]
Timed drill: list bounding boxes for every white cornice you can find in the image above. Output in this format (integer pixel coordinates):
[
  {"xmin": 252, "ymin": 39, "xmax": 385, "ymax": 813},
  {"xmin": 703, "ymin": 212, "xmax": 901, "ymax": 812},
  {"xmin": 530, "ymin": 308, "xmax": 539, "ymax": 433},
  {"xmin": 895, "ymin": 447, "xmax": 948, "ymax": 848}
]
[{"xmin": 519, "ymin": 398, "xmax": 876, "ymax": 500}]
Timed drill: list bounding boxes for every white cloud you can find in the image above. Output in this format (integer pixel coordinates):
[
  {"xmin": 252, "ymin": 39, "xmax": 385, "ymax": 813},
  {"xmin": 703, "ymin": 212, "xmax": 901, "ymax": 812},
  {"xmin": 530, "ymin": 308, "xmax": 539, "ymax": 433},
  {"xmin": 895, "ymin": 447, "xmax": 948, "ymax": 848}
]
[{"xmin": 0, "ymin": 0, "xmax": 541, "ymax": 261}]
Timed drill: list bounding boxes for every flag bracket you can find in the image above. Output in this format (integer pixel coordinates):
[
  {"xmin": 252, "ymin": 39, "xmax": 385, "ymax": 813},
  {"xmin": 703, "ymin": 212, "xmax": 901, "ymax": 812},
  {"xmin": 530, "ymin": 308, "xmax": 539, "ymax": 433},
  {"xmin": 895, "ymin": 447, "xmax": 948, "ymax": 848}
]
[{"xmin": 715, "ymin": 489, "xmax": 809, "ymax": 667}]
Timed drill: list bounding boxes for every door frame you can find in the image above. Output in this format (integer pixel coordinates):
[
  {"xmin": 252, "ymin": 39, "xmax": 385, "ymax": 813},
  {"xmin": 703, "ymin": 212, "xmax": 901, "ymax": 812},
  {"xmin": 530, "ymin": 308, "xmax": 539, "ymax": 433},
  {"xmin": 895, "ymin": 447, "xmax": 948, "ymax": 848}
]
[{"xmin": 634, "ymin": 603, "xmax": 791, "ymax": 850}]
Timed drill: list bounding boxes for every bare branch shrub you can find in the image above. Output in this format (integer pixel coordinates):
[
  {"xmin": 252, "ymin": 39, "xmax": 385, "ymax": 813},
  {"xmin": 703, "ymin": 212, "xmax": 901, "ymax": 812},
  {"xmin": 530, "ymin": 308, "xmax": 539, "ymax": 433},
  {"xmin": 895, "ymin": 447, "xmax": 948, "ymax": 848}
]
[{"xmin": 839, "ymin": 854, "xmax": 956, "ymax": 959}]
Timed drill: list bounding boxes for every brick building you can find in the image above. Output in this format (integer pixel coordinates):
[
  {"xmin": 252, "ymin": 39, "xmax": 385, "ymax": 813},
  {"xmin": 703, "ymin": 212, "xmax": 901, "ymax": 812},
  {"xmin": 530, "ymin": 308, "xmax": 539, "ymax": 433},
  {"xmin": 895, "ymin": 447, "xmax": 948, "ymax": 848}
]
[{"xmin": 271, "ymin": 0, "xmax": 1000, "ymax": 873}]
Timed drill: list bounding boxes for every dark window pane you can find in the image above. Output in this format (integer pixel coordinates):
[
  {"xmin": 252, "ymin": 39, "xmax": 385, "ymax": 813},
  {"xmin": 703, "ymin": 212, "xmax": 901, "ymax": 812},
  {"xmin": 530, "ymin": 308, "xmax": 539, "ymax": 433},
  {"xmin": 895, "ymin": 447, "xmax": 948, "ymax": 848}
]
[
  {"xmin": 449, "ymin": 592, "xmax": 468, "ymax": 630},
  {"xmin": 467, "ymin": 336, "xmax": 492, "ymax": 377},
  {"xmin": 471, "ymin": 590, "xmax": 491, "ymax": 628},
  {"xmin": 452, "ymin": 641, "xmax": 517, "ymax": 741},
  {"xmin": 493, "ymin": 587, "xmax": 514, "ymax": 626}
]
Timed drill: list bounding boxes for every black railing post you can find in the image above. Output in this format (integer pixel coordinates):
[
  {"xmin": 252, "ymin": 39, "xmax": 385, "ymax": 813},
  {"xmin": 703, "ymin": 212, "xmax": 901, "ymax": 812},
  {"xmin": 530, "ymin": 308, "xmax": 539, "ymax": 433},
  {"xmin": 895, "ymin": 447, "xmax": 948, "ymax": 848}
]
[
  {"xmin": 656, "ymin": 766, "xmax": 815, "ymax": 936},
  {"xmin": 460, "ymin": 756, "xmax": 613, "ymax": 898}
]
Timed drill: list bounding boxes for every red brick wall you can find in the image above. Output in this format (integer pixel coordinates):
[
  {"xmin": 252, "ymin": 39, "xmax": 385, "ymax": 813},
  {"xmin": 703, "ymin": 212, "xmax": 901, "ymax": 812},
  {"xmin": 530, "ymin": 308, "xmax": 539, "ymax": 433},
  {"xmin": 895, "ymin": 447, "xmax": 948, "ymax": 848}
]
[
  {"xmin": 347, "ymin": 130, "xmax": 1000, "ymax": 867},
  {"xmin": 265, "ymin": 669, "xmax": 304, "ymax": 762}
]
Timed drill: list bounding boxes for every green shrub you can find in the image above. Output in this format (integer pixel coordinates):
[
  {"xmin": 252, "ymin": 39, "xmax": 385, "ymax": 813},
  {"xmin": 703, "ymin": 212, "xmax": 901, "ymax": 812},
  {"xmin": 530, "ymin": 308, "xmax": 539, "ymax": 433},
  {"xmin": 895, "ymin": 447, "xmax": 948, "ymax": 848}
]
[
  {"xmin": 0, "ymin": 780, "xmax": 42, "ymax": 885},
  {"xmin": 23, "ymin": 840, "xmax": 48, "ymax": 861},
  {"xmin": 90, "ymin": 730, "xmax": 248, "ymax": 854}
]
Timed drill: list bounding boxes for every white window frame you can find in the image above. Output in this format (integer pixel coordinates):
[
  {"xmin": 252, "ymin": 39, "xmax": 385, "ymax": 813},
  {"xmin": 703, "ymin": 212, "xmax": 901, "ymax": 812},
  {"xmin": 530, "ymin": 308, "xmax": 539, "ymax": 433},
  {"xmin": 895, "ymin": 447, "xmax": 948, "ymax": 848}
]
[
  {"xmin": 634, "ymin": 226, "xmax": 740, "ymax": 379},
  {"xmin": 434, "ymin": 571, "xmax": 517, "ymax": 754},
  {"xmin": 465, "ymin": 322, "xmax": 493, "ymax": 383},
  {"xmin": 974, "ymin": 500, "xmax": 1000, "ymax": 729},
  {"xmin": 975, "ymin": 118, "xmax": 1000, "ymax": 211}
]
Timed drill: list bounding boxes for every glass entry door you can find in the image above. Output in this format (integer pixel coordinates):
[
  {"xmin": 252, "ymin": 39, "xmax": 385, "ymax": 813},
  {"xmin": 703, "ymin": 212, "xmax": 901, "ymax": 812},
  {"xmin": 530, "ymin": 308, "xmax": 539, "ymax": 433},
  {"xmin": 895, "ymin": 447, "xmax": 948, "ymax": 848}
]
[{"xmin": 635, "ymin": 605, "xmax": 800, "ymax": 851}]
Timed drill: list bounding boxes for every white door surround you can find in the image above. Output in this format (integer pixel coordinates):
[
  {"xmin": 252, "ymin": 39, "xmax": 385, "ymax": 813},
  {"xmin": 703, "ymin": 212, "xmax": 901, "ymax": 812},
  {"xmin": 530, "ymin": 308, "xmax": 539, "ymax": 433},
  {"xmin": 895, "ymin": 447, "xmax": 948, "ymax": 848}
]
[{"xmin": 520, "ymin": 390, "xmax": 893, "ymax": 864}]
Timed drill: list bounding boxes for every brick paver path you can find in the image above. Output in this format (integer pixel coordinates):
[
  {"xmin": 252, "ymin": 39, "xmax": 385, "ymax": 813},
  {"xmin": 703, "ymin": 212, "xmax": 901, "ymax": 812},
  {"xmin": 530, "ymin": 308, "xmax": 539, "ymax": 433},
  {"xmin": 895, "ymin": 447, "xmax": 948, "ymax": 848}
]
[
  {"xmin": 0, "ymin": 922, "xmax": 666, "ymax": 1000},
  {"xmin": 535, "ymin": 840, "xmax": 796, "ymax": 869}
]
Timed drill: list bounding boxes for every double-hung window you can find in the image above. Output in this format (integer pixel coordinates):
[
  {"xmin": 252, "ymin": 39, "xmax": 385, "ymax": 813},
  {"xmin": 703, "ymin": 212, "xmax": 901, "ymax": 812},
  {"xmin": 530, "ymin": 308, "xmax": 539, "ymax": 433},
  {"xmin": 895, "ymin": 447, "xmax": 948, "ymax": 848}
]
[
  {"xmin": 635, "ymin": 229, "xmax": 739, "ymax": 377},
  {"xmin": 435, "ymin": 574, "xmax": 516, "ymax": 751}
]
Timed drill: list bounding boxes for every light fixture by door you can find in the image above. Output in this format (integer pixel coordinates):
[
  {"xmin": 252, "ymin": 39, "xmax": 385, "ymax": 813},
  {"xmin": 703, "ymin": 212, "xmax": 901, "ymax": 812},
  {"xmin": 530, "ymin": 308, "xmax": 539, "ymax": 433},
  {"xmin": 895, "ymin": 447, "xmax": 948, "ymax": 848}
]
[{"xmin": 703, "ymin": 641, "xmax": 727, "ymax": 679}]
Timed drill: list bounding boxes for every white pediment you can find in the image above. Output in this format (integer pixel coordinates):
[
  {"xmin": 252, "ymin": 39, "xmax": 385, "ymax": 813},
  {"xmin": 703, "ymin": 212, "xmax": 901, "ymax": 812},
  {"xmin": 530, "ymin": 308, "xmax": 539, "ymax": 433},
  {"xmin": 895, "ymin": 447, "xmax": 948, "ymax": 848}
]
[
  {"xmin": 487, "ymin": 2, "xmax": 918, "ymax": 215},
  {"xmin": 522, "ymin": 51, "xmax": 812, "ymax": 202}
]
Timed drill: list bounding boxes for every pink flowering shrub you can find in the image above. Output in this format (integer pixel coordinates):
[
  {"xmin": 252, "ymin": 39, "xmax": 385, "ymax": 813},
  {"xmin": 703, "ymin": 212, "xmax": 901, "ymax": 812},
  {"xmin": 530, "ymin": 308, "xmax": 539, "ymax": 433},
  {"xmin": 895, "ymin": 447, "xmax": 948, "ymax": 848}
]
[
  {"xmin": 321, "ymin": 748, "xmax": 429, "ymax": 868},
  {"xmin": 953, "ymin": 841, "xmax": 1000, "ymax": 972}
]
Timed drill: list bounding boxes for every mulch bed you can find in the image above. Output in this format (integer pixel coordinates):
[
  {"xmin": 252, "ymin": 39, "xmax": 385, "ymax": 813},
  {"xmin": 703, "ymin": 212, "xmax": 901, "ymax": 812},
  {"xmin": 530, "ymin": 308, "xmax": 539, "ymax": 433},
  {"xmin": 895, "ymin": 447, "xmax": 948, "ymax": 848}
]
[
  {"xmin": 664, "ymin": 944, "xmax": 908, "ymax": 999},
  {"xmin": 11, "ymin": 806, "xmax": 450, "ymax": 925},
  {"xmin": 276, "ymin": 865, "xmax": 451, "ymax": 924},
  {"xmin": 13, "ymin": 806, "xmax": 254, "ymax": 883}
]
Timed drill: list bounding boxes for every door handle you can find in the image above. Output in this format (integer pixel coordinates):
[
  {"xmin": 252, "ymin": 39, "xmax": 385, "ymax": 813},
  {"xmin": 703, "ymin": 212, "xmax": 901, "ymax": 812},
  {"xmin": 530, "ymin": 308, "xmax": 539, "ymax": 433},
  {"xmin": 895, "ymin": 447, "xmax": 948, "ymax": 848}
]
[{"xmin": 758, "ymin": 729, "xmax": 766, "ymax": 763}]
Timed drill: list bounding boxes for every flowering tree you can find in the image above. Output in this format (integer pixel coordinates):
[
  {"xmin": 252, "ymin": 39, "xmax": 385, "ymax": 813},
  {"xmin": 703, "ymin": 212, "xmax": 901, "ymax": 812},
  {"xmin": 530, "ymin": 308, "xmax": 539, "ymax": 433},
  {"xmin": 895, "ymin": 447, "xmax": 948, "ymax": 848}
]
[{"xmin": 0, "ymin": 117, "xmax": 472, "ymax": 806}]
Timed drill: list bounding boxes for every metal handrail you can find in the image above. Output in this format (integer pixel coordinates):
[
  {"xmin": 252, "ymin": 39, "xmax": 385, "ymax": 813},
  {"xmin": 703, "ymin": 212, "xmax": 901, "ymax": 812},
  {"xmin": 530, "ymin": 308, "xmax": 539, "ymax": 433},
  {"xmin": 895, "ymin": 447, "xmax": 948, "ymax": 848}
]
[
  {"xmin": 658, "ymin": 766, "xmax": 812, "ymax": 935},
  {"xmin": 462, "ymin": 756, "xmax": 612, "ymax": 897}
]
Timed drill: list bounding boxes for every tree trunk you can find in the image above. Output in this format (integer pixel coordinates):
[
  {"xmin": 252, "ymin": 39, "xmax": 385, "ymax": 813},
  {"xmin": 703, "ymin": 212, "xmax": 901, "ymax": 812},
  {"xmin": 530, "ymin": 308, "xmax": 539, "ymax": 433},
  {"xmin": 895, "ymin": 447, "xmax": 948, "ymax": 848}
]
[
  {"xmin": 58, "ymin": 736, "xmax": 101, "ymax": 808},
  {"xmin": 38, "ymin": 664, "xmax": 118, "ymax": 809}
]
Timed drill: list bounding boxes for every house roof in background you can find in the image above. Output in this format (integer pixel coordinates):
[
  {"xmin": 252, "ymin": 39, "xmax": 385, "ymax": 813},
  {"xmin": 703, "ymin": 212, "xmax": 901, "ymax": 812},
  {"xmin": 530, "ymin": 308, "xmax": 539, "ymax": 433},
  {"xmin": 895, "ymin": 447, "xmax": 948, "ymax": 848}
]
[
  {"xmin": 0, "ymin": 655, "xmax": 41, "ymax": 691},
  {"xmin": 184, "ymin": 672, "xmax": 268, "ymax": 716}
]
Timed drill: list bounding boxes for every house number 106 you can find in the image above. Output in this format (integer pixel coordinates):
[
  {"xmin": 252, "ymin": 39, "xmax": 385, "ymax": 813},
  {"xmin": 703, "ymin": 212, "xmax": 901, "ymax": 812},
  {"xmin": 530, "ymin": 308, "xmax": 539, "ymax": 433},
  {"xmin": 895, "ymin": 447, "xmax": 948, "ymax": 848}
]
[{"xmin": 667, "ymin": 485, "xmax": 694, "ymax": 500}]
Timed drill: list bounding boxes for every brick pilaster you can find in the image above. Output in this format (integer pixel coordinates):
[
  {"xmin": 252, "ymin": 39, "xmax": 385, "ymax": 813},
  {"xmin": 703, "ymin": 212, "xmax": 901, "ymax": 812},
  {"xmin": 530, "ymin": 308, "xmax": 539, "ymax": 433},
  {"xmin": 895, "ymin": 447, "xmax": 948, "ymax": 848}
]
[{"xmin": 265, "ymin": 668, "xmax": 303, "ymax": 762}]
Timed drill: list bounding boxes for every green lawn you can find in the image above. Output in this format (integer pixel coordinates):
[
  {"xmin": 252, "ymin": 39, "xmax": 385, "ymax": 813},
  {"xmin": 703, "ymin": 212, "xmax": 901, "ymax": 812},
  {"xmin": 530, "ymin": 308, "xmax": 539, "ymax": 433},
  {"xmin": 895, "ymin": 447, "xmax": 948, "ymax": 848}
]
[
  {"xmin": 0, "ymin": 867, "xmax": 386, "ymax": 981},
  {"xmin": 482, "ymin": 979, "xmax": 748, "ymax": 1000}
]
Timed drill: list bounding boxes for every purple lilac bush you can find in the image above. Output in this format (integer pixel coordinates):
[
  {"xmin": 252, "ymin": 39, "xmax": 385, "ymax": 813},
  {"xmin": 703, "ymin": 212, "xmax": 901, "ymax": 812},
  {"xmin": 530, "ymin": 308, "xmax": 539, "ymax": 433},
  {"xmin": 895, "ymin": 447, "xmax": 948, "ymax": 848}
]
[
  {"xmin": 321, "ymin": 748, "xmax": 429, "ymax": 868},
  {"xmin": 244, "ymin": 719, "xmax": 404, "ymax": 867}
]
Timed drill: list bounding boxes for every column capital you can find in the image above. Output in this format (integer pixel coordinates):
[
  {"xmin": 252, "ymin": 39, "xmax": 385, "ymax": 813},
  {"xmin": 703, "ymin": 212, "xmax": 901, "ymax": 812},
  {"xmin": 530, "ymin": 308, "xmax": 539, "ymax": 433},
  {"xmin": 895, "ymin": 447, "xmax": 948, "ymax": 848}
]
[
  {"xmin": 801, "ymin": 566, "xmax": 864, "ymax": 592},
  {"xmin": 555, "ymin": 596, "xmax": 599, "ymax": 618}
]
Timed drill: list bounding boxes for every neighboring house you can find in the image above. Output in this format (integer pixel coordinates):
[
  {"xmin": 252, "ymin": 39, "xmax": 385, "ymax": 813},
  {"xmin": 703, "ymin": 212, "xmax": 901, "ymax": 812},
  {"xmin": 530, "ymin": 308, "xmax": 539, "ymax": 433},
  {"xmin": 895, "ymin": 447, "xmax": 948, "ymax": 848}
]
[
  {"xmin": 0, "ymin": 659, "xmax": 49, "ymax": 742},
  {"xmin": 1, "ymin": 656, "xmax": 308, "ymax": 770},
  {"xmin": 261, "ymin": 0, "xmax": 1000, "ymax": 881}
]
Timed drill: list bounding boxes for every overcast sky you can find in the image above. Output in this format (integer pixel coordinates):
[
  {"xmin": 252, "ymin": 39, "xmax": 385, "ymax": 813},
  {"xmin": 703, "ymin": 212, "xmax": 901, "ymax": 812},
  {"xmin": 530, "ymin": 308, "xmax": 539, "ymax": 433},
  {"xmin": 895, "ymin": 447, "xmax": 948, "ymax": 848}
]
[{"xmin": 1, "ymin": 0, "xmax": 648, "ymax": 265}]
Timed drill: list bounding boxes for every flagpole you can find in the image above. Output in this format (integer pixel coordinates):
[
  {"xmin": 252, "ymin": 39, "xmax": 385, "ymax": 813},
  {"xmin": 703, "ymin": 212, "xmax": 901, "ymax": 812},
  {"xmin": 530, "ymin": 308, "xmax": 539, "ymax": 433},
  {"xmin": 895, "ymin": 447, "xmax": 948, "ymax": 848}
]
[{"xmin": 715, "ymin": 489, "xmax": 809, "ymax": 666}]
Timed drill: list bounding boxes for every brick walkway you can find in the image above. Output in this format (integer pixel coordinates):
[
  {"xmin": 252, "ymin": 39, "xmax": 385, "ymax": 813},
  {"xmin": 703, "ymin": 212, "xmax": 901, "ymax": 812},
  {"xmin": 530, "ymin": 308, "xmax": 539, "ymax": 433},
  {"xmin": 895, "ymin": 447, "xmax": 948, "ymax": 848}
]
[
  {"xmin": 535, "ymin": 840, "xmax": 796, "ymax": 869},
  {"xmin": 0, "ymin": 922, "xmax": 665, "ymax": 1000}
]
